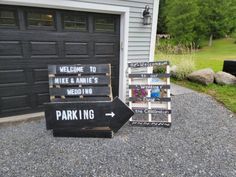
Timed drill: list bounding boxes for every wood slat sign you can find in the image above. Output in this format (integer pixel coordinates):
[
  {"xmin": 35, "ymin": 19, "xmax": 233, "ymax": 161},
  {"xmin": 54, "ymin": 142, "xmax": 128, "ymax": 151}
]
[
  {"xmin": 49, "ymin": 76, "xmax": 110, "ymax": 85},
  {"xmin": 128, "ymin": 73, "xmax": 171, "ymax": 78},
  {"xmin": 45, "ymin": 97, "xmax": 134, "ymax": 134},
  {"xmin": 49, "ymin": 87, "xmax": 110, "ymax": 96},
  {"xmin": 128, "ymin": 61, "xmax": 169, "ymax": 68},
  {"xmin": 45, "ymin": 64, "xmax": 134, "ymax": 138},
  {"xmin": 48, "ymin": 64, "xmax": 110, "ymax": 75},
  {"xmin": 48, "ymin": 64, "xmax": 112, "ymax": 102},
  {"xmin": 128, "ymin": 61, "xmax": 172, "ymax": 127}
]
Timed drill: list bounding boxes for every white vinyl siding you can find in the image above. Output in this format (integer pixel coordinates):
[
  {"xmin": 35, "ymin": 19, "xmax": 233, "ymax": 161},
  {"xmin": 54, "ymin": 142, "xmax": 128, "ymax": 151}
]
[{"xmin": 73, "ymin": 0, "xmax": 154, "ymax": 63}]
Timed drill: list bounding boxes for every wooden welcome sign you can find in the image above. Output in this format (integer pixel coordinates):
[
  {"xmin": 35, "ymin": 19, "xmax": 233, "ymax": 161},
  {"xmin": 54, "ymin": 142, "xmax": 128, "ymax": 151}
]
[
  {"xmin": 48, "ymin": 64, "xmax": 112, "ymax": 102},
  {"xmin": 128, "ymin": 61, "xmax": 172, "ymax": 127},
  {"xmin": 45, "ymin": 64, "xmax": 134, "ymax": 138}
]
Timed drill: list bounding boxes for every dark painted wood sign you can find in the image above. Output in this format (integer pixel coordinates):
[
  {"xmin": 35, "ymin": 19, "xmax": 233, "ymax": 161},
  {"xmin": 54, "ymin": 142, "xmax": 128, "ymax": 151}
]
[
  {"xmin": 48, "ymin": 64, "xmax": 112, "ymax": 102},
  {"xmin": 49, "ymin": 87, "xmax": 110, "ymax": 96},
  {"xmin": 45, "ymin": 64, "xmax": 132, "ymax": 138},
  {"xmin": 48, "ymin": 64, "xmax": 110, "ymax": 75},
  {"xmin": 129, "ymin": 85, "xmax": 170, "ymax": 89},
  {"xmin": 49, "ymin": 76, "xmax": 110, "ymax": 85},
  {"xmin": 128, "ymin": 97, "xmax": 171, "ymax": 102},
  {"xmin": 45, "ymin": 97, "xmax": 134, "ymax": 133},
  {"xmin": 132, "ymin": 108, "xmax": 171, "ymax": 114},
  {"xmin": 129, "ymin": 73, "xmax": 171, "ymax": 78},
  {"xmin": 130, "ymin": 121, "xmax": 171, "ymax": 127},
  {"xmin": 128, "ymin": 61, "xmax": 169, "ymax": 68}
]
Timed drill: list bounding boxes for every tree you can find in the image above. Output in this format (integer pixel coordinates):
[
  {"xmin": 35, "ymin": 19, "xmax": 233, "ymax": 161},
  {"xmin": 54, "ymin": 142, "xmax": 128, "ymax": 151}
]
[
  {"xmin": 198, "ymin": 0, "xmax": 235, "ymax": 46},
  {"xmin": 157, "ymin": 0, "xmax": 167, "ymax": 34},
  {"xmin": 165, "ymin": 0, "xmax": 199, "ymax": 46}
]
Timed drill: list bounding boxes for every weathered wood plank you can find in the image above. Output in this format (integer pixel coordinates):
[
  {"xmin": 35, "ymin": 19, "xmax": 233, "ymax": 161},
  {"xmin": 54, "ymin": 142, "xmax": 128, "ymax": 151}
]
[
  {"xmin": 129, "ymin": 85, "xmax": 170, "ymax": 89},
  {"xmin": 130, "ymin": 121, "xmax": 171, "ymax": 127},
  {"xmin": 128, "ymin": 61, "xmax": 169, "ymax": 68},
  {"xmin": 129, "ymin": 97, "xmax": 171, "ymax": 102},
  {"xmin": 132, "ymin": 108, "xmax": 171, "ymax": 114},
  {"xmin": 48, "ymin": 64, "xmax": 110, "ymax": 75},
  {"xmin": 128, "ymin": 73, "xmax": 170, "ymax": 78},
  {"xmin": 49, "ymin": 75, "xmax": 110, "ymax": 86},
  {"xmin": 51, "ymin": 97, "xmax": 112, "ymax": 102},
  {"xmin": 53, "ymin": 128, "xmax": 113, "ymax": 138},
  {"xmin": 49, "ymin": 87, "xmax": 110, "ymax": 96}
]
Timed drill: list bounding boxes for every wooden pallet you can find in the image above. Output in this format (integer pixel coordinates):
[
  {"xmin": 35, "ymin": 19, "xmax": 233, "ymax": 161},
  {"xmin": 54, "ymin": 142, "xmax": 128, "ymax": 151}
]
[
  {"xmin": 48, "ymin": 64, "xmax": 113, "ymax": 102},
  {"xmin": 128, "ymin": 61, "xmax": 171, "ymax": 127}
]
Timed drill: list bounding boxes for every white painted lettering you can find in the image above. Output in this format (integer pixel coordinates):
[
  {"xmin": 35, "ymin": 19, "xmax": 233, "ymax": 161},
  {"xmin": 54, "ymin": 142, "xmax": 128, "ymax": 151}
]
[
  {"xmin": 72, "ymin": 110, "xmax": 78, "ymax": 120},
  {"xmin": 59, "ymin": 66, "xmax": 84, "ymax": 73},
  {"xmin": 55, "ymin": 109, "xmax": 95, "ymax": 121},
  {"xmin": 89, "ymin": 110, "xmax": 94, "ymax": 119},
  {"xmin": 56, "ymin": 110, "xmax": 61, "ymax": 120}
]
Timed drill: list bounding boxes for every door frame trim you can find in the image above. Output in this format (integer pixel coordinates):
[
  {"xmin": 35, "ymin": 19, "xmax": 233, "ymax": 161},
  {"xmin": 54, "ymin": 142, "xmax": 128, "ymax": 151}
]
[{"xmin": 0, "ymin": 0, "xmax": 129, "ymax": 101}]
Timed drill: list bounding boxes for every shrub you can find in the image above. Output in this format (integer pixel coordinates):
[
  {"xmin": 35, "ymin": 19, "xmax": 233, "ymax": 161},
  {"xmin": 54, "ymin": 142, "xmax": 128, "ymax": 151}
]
[
  {"xmin": 156, "ymin": 39, "xmax": 198, "ymax": 55},
  {"xmin": 153, "ymin": 65, "xmax": 166, "ymax": 74},
  {"xmin": 174, "ymin": 59, "xmax": 196, "ymax": 80}
]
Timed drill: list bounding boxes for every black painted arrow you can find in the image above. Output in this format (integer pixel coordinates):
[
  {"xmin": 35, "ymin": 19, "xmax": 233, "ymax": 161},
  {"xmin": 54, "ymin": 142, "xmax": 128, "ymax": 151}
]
[{"xmin": 44, "ymin": 97, "xmax": 134, "ymax": 133}]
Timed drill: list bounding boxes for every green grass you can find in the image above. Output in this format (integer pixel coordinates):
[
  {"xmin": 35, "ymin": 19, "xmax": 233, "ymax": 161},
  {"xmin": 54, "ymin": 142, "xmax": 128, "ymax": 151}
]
[
  {"xmin": 156, "ymin": 38, "xmax": 236, "ymax": 72},
  {"xmin": 155, "ymin": 38, "xmax": 236, "ymax": 113},
  {"xmin": 172, "ymin": 79, "xmax": 236, "ymax": 113}
]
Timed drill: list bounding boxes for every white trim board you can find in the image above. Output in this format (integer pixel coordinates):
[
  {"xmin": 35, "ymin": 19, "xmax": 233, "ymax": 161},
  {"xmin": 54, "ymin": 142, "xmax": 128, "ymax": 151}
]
[
  {"xmin": 0, "ymin": 0, "xmax": 130, "ymax": 102},
  {"xmin": 149, "ymin": 0, "xmax": 160, "ymax": 62}
]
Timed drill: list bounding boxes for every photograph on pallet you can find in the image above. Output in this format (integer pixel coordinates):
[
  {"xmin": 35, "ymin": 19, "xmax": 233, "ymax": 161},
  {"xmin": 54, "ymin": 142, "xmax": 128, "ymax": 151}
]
[{"xmin": 128, "ymin": 61, "xmax": 171, "ymax": 127}]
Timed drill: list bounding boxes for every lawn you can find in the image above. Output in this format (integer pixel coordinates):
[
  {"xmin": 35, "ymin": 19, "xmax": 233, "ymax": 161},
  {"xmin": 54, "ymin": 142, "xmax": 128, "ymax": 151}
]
[
  {"xmin": 155, "ymin": 38, "xmax": 236, "ymax": 71},
  {"xmin": 155, "ymin": 38, "xmax": 236, "ymax": 113},
  {"xmin": 172, "ymin": 79, "xmax": 236, "ymax": 113}
]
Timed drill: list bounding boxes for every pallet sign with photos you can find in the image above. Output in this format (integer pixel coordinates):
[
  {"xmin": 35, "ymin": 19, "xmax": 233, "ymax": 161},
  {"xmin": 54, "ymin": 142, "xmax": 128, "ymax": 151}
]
[
  {"xmin": 44, "ymin": 64, "xmax": 134, "ymax": 138},
  {"xmin": 128, "ymin": 61, "xmax": 171, "ymax": 127}
]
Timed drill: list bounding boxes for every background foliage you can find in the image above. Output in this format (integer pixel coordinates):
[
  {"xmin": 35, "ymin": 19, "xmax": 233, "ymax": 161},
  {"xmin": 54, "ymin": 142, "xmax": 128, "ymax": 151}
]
[{"xmin": 157, "ymin": 0, "xmax": 236, "ymax": 46}]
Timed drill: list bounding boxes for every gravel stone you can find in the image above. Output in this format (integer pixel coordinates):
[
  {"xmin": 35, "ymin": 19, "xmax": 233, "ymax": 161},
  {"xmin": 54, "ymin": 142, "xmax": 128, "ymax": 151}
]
[{"xmin": 0, "ymin": 92, "xmax": 236, "ymax": 177}]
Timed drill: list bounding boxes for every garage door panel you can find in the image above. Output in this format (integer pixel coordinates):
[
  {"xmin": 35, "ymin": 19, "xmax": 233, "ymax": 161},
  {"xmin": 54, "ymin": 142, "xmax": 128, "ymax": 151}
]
[
  {"xmin": 65, "ymin": 42, "xmax": 89, "ymax": 57},
  {"xmin": 1, "ymin": 94, "xmax": 31, "ymax": 113},
  {"xmin": 30, "ymin": 41, "xmax": 58, "ymax": 57},
  {"xmin": 0, "ymin": 69, "xmax": 27, "ymax": 85},
  {"xmin": 0, "ymin": 41, "xmax": 23, "ymax": 58},
  {"xmin": 36, "ymin": 93, "xmax": 50, "ymax": 108},
  {"xmin": 0, "ymin": 85, "xmax": 32, "ymax": 96},
  {"xmin": 32, "ymin": 83, "xmax": 49, "ymax": 93},
  {"xmin": 33, "ymin": 68, "xmax": 49, "ymax": 83},
  {"xmin": 95, "ymin": 43, "xmax": 115, "ymax": 56}
]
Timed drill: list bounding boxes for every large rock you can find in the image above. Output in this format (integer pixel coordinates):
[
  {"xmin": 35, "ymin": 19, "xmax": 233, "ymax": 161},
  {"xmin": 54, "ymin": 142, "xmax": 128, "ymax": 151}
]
[
  {"xmin": 214, "ymin": 71, "xmax": 236, "ymax": 85},
  {"xmin": 187, "ymin": 68, "xmax": 214, "ymax": 85},
  {"xmin": 170, "ymin": 65, "xmax": 177, "ymax": 77}
]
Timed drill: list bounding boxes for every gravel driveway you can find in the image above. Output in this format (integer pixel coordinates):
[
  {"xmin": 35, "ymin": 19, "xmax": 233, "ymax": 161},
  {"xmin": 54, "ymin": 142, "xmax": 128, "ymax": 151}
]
[{"xmin": 0, "ymin": 92, "xmax": 236, "ymax": 177}]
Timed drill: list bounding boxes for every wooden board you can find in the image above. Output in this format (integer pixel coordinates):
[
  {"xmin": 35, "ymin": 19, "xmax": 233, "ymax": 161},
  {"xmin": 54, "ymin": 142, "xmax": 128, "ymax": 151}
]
[
  {"xmin": 129, "ymin": 85, "xmax": 170, "ymax": 89},
  {"xmin": 128, "ymin": 73, "xmax": 171, "ymax": 78},
  {"xmin": 49, "ymin": 87, "xmax": 111, "ymax": 96},
  {"xmin": 128, "ymin": 97, "xmax": 171, "ymax": 102},
  {"xmin": 48, "ymin": 64, "xmax": 110, "ymax": 75},
  {"xmin": 44, "ymin": 97, "xmax": 134, "ymax": 132},
  {"xmin": 49, "ymin": 76, "xmax": 110, "ymax": 86},
  {"xmin": 132, "ymin": 108, "xmax": 171, "ymax": 114},
  {"xmin": 130, "ymin": 121, "xmax": 171, "ymax": 127},
  {"xmin": 51, "ymin": 97, "xmax": 112, "ymax": 102},
  {"xmin": 53, "ymin": 128, "xmax": 113, "ymax": 138},
  {"xmin": 128, "ymin": 61, "xmax": 169, "ymax": 68}
]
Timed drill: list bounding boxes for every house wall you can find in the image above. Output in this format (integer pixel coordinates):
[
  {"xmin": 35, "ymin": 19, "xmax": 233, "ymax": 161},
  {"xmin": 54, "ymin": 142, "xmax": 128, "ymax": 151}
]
[{"xmin": 73, "ymin": 0, "xmax": 156, "ymax": 63}]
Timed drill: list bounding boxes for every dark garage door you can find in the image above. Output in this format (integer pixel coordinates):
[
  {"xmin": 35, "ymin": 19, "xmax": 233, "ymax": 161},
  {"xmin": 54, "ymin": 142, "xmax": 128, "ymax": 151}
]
[{"xmin": 0, "ymin": 5, "xmax": 120, "ymax": 117}]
